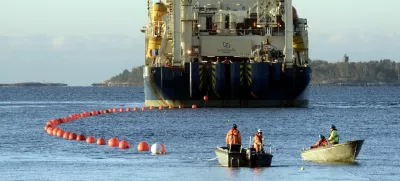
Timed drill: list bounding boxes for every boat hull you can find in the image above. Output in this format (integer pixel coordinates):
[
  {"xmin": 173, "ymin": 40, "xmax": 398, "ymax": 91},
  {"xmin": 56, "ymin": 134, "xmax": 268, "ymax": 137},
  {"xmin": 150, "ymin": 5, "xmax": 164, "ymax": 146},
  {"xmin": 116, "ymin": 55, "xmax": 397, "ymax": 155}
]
[
  {"xmin": 143, "ymin": 62, "xmax": 311, "ymax": 108},
  {"xmin": 214, "ymin": 146, "xmax": 273, "ymax": 167},
  {"xmin": 301, "ymin": 140, "xmax": 364, "ymax": 163}
]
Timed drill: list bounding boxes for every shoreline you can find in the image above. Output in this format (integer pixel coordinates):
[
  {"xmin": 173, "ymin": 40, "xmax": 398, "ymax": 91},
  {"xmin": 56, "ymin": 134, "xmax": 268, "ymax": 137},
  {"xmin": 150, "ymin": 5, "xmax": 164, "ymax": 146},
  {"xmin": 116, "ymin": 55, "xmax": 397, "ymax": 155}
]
[{"xmin": 0, "ymin": 82, "xmax": 68, "ymax": 87}]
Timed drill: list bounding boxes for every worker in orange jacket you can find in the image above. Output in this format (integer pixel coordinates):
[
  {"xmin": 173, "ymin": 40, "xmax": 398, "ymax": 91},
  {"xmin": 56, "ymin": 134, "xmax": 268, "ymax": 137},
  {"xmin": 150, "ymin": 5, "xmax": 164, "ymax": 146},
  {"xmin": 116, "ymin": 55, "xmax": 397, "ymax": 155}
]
[
  {"xmin": 226, "ymin": 124, "xmax": 242, "ymax": 146},
  {"xmin": 253, "ymin": 129, "xmax": 264, "ymax": 152},
  {"xmin": 310, "ymin": 134, "xmax": 329, "ymax": 149}
]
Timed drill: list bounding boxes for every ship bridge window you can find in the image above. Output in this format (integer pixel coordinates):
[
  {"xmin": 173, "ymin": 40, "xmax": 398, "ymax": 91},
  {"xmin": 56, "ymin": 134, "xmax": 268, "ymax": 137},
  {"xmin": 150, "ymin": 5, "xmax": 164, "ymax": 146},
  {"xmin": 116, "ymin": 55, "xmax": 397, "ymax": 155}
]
[{"xmin": 206, "ymin": 17, "xmax": 212, "ymax": 30}]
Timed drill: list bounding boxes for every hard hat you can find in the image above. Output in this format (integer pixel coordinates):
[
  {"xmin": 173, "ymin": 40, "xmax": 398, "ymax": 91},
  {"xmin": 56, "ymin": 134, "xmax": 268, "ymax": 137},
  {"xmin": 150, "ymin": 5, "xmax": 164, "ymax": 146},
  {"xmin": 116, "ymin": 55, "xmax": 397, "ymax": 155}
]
[
  {"xmin": 233, "ymin": 124, "xmax": 237, "ymax": 128},
  {"xmin": 330, "ymin": 125, "xmax": 336, "ymax": 129},
  {"xmin": 257, "ymin": 129, "xmax": 262, "ymax": 133}
]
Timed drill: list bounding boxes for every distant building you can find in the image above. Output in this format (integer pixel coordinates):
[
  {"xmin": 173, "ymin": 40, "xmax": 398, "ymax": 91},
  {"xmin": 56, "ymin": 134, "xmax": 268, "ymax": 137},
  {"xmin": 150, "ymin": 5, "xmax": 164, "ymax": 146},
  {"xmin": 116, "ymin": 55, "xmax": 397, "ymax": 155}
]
[{"xmin": 342, "ymin": 54, "xmax": 349, "ymax": 63}]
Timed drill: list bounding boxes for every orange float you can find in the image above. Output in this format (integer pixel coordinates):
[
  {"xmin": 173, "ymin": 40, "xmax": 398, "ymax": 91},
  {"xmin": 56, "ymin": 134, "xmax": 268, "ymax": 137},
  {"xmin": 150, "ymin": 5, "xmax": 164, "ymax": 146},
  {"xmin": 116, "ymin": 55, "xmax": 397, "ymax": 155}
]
[
  {"xmin": 76, "ymin": 134, "xmax": 86, "ymax": 141},
  {"xmin": 142, "ymin": 107, "xmax": 147, "ymax": 111},
  {"xmin": 52, "ymin": 128, "xmax": 60, "ymax": 136},
  {"xmin": 179, "ymin": 105, "xmax": 183, "ymax": 109},
  {"xmin": 97, "ymin": 138, "xmax": 106, "ymax": 145},
  {"xmin": 159, "ymin": 106, "xmax": 164, "ymax": 110},
  {"xmin": 108, "ymin": 137, "xmax": 119, "ymax": 147},
  {"xmin": 192, "ymin": 104, "xmax": 197, "ymax": 109},
  {"xmin": 119, "ymin": 108, "xmax": 124, "ymax": 112},
  {"xmin": 108, "ymin": 108, "xmax": 113, "ymax": 113},
  {"xmin": 134, "ymin": 107, "xmax": 139, "ymax": 111},
  {"xmin": 137, "ymin": 141, "xmax": 150, "ymax": 152},
  {"xmin": 150, "ymin": 106, "xmax": 154, "ymax": 110},
  {"xmin": 160, "ymin": 144, "xmax": 166, "ymax": 154},
  {"xmin": 86, "ymin": 136, "xmax": 96, "ymax": 143},
  {"xmin": 119, "ymin": 140, "xmax": 130, "ymax": 149},
  {"xmin": 69, "ymin": 133, "xmax": 77, "ymax": 140},
  {"xmin": 46, "ymin": 127, "xmax": 54, "ymax": 135},
  {"xmin": 126, "ymin": 108, "xmax": 132, "ymax": 112},
  {"xmin": 56, "ymin": 129, "xmax": 65, "ymax": 137},
  {"xmin": 169, "ymin": 105, "xmax": 174, "ymax": 109},
  {"xmin": 113, "ymin": 108, "xmax": 118, "ymax": 112},
  {"xmin": 63, "ymin": 132, "xmax": 71, "ymax": 139},
  {"xmin": 44, "ymin": 124, "xmax": 52, "ymax": 131},
  {"xmin": 203, "ymin": 95, "xmax": 208, "ymax": 101}
]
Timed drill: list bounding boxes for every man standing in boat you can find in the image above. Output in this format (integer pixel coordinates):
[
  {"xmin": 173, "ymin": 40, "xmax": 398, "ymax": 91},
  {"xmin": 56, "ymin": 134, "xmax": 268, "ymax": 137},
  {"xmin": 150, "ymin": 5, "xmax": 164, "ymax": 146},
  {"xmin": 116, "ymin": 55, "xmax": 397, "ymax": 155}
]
[
  {"xmin": 253, "ymin": 129, "xmax": 264, "ymax": 153},
  {"xmin": 328, "ymin": 125, "xmax": 339, "ymax": 145},
  {"xmin": 226, "ymin": 124, "xmax": 242, "ymax": 149}
]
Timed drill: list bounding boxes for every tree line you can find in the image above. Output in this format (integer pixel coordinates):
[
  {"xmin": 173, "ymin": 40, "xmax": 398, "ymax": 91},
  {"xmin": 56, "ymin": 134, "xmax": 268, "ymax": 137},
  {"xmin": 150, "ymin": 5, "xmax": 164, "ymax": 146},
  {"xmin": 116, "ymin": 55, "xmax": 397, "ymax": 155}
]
[
  {"xmin": 98, "ymin": 59, "xmax": 400, "ymax": 86},
  {"xmin": 311, "ymin": 59, "xmax": 400, "ymax": 84}
]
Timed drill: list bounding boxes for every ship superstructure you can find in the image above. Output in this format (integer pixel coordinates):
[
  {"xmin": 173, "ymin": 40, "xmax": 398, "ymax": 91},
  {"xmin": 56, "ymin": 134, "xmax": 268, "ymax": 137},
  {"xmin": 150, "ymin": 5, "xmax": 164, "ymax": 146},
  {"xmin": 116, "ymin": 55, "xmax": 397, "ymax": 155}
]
[{"xmin": 141, "ymin": 0, "xmax": 311, "ymax": 107}]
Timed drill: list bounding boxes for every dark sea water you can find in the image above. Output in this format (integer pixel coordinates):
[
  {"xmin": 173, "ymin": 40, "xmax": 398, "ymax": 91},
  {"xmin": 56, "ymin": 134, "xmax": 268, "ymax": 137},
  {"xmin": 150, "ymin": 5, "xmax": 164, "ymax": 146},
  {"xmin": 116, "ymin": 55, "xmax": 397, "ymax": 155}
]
[{"xmin": 0, "ymin": 86, "xmax": 399, "ymax": 181}]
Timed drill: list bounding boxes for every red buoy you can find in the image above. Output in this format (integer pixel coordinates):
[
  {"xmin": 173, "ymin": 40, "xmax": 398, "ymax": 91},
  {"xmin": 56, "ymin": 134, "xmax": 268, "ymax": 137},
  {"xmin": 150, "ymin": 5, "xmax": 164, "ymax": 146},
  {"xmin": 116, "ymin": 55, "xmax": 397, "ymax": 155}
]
[
  {"xmin": 203, "ymin": 96, "xmax": 208, "ymax": 101},
  {"xmin": 119, "ymin": 140, "xmax": 130, "ymax": 149},
  {"xmin": 77, "ymin": 134, "xmax": 86, "ymax": 141},
  {"xmin": 119, "ymin": 108, "xmax": 124, "ymax": 112},
  {"xmin": 126, "ymin": 108, "xmax": 132, "ymax": 112},
  {"xmin": 179, "ymin": 105, "xmax": 183, "ymax": 109},
  {"xmin": 56, "ymin": 129, "xmax": 65, "ymax": 137},
  {"xmin": 169, "ymin": 105, "xmax": 174, "ymax": 109},
  {"xmin": 150, "ymin": 106, "xmax": 154, "ymax": 110},
  {"xmin": 142, "ymin": 107, "xmax": 147, "ymax": 111},
  {"xmin": 86, "ymin": 136, "xmax": 96, "ymax": 144},
  {"xmin": 108, "ymin": 137, "xmax": 119, "ymax": 147},
  {"xmin": 113, "ymin": 108, "xmax": 118, "ymax": 112},
  {"xmin": 63, "ymin": 132, "xmax": 70, "ymax": 139},
  {"xmin": 160, "ymin": 144, "xmax": 166, "ymax": 154},
  {"xmin": 52, "ymin": 128, "xmax": 60, "ymax": 136},
  {"xmin": 97, "ymin": 138, "xmax": 106, "ymax": 145},
  {"xmin": 137, "ymin": 141, "xmax": 150, "ymax": 152},
  {"xmin": 192, "ymin": 105, "xmax": 197, "ymax": 109},
  {"xmin": 69, "ymin": 133, "xmax": 77, "ymax": 140},
  {"xmin": 134, "ymin": 107, "xmax": 139, "ymax": 111},
  {"xmin": 44, "ymin": 125, "xmax": 52, "ymax": 131},
  {"xmin": 46, "ymin": 127, "xmax": 54, "ymax": 135},
  {"xmin": 159, "ymin": 106, "xmax": 164, "ymax": 110}
]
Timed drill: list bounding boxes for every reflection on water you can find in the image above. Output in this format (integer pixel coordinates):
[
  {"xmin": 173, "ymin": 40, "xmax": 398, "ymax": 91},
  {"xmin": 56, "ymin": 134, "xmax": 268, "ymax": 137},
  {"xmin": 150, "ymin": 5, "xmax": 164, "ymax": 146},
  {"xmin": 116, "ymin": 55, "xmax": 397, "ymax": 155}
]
[{"xmin": 225, "ymin": 167, "xmax": 240, "ymax": 178}]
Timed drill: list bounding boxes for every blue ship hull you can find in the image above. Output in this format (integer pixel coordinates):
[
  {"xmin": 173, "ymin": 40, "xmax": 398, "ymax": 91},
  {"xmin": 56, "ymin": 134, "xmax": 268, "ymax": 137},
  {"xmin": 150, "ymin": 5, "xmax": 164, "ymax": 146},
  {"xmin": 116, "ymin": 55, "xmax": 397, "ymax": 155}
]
[{"xmin": 143, "ymin": 62, "xmax": 311, "ymax": 108}]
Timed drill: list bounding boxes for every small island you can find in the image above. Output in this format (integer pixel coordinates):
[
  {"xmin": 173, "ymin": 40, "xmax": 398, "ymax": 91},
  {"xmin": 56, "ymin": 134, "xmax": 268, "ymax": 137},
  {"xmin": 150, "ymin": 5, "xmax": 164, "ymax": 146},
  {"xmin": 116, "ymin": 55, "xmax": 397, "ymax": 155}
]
[
  {"xmin": 0, "ymin": 82, "xmax": 68, "ymax": 87},
  {"xmin": 94, "ymin": 59, "xmax": 400, "ymax": 87}
]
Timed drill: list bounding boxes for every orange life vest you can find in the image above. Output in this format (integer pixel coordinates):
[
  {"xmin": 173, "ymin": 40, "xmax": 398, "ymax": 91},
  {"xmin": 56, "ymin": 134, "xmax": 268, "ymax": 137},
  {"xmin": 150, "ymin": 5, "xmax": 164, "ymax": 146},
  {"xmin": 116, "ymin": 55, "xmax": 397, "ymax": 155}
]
[
  {"xmin": 226, "ymin": 128, "xmax": 241, "ymax": 145},
  {"xmin": 253, "ymin": 134, "xmax": 263, "ymax": 152}
]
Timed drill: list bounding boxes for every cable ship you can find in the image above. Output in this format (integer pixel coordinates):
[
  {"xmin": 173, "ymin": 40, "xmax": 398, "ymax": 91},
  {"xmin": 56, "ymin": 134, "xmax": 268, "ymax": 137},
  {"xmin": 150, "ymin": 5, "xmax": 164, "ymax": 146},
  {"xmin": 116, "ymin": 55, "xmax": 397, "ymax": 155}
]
[{"xmin": 141, "ymin": 0, "xmax": 311, "ymax": 107}]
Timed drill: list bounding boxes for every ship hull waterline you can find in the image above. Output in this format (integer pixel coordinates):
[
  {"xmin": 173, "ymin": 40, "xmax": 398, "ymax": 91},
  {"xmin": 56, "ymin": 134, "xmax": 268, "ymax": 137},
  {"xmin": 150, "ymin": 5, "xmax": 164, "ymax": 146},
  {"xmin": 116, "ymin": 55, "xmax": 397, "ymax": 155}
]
[{"xmin": 143, "ymin": 62, "xmax": 311, "ymax": 108}]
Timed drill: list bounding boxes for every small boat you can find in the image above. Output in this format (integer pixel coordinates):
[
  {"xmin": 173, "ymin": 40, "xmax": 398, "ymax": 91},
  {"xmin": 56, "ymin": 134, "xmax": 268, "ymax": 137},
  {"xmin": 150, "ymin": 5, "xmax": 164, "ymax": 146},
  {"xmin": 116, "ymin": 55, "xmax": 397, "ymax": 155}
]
[
  {"xmin": 301, "ymin": 140, "xmax": 364, "ymax": 163},
  {"xmin": 214, "ymin": 144, "xmax": 273, "ymax": 167}
]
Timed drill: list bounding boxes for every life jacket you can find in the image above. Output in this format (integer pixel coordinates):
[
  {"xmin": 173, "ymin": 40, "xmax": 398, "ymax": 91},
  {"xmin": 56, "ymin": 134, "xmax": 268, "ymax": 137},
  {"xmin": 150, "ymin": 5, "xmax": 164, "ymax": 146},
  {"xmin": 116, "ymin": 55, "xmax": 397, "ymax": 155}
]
[
  {"xmin": 226, "ymin": 128, "xmax": 241, "ymax": 144},
  {"xmin": 253, "ymin": 134, "xmax": 263, "ymax": 152},
  {"xmin": 311, "ymin": 138, "xmax": 329, "ymax": 148},
  {"xmin": 329, "ymin": 129, "xmax": 339, "ymax": 144}
]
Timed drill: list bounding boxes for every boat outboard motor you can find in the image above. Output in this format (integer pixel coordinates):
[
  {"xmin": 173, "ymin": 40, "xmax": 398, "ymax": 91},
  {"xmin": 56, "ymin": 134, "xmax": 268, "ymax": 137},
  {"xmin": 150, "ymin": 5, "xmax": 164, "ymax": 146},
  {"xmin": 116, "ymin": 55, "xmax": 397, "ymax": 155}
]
[{"xmin": 246, "ymin": 148, "xmax": 257, "ymax": 167}]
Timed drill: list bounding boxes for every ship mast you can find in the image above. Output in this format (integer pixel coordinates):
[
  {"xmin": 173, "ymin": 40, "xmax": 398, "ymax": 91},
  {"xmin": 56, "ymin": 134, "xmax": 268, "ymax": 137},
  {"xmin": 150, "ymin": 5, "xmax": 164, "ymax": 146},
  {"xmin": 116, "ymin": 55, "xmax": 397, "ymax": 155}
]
[
  {"xmin": 173, "ymin": 0, "xmax": 181, "ymax": 66},
  {"xmin": 284, "ymin": 0, "xmax": 294, "ymax": 68}
]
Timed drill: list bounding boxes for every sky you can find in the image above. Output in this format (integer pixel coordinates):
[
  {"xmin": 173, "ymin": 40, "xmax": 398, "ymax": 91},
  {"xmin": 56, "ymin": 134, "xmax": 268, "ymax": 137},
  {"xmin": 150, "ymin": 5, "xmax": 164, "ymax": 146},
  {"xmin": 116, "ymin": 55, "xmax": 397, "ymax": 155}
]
[{"xmin": 0, "ymin": 0, "xmax": 399, "ymax": 86}]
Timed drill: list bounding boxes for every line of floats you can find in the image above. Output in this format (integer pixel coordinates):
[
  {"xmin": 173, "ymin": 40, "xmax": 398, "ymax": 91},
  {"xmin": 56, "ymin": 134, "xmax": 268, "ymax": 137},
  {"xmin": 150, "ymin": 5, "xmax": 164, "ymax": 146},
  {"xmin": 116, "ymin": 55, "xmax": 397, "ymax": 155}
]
[{"xmin": 43, "ymin": 103, "xmax": 199, "ymax": 154}]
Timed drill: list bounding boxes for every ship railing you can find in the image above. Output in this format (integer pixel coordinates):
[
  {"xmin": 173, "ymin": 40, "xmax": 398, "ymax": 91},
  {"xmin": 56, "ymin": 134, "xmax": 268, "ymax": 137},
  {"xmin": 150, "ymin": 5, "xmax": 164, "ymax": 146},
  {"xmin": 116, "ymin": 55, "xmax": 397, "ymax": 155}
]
[{"xmin": 195, "ymin": 29, "xmax": 285, "ymax": 36}]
